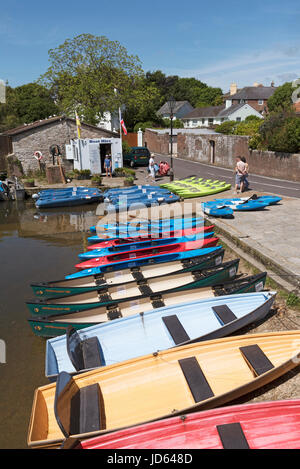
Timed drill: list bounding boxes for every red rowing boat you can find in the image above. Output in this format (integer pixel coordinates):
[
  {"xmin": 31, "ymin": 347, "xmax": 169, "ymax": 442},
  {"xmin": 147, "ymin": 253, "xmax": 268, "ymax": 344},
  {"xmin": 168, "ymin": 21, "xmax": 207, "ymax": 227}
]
[
  {"xmin": 87, "ymin": 225, "xmax": 215, "ymax": 251},
  {"xmin": 76, "ymin": 400, "xmax": 300, "ymax": 449},
  {"xmin": 75, "ymin": 236, "xmax": 219, "ymax": 270}
]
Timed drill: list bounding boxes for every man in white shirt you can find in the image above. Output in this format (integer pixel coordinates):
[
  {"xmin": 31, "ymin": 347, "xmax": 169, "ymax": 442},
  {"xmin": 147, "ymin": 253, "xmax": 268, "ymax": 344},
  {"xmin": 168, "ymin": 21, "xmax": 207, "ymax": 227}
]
[
  {"xmin": 148, "ymin": 153, "xmax": 156, "ymax": 181},
  {"xmin": 234, "ymin": 156, "xmax": 246, "ymax": 193}
]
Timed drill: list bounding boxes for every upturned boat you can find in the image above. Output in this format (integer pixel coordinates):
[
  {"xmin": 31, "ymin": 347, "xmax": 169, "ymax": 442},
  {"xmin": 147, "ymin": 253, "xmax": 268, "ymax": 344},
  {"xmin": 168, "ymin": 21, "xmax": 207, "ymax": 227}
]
[
  {"xmin": 78, "ymin": 231, "xmax": 215, "ymax": 260},
  {"xmin": 31, "ymin": 248, "xmax": 224, "ymax": 299},
  {"xmin": 26, "ymin": 259, "xmax": 240, "ymax": 315},
  {"xmin": 75, "ymin": 236, "xmax": 220, "ymax": 270},
  {"xmin": 28, "ymin": 271, "xmax": 267, "ymax": 337},
  {"xmin": 74, "ymin": 399, "xmax": 300, "ymax": 449},
  {"xmin": 27, "ymin": 330, "xmax": 300, "ymax": 448},
  {"xmin": 45, "ymin": 290, "xmax": 276, "ymax": 380}
]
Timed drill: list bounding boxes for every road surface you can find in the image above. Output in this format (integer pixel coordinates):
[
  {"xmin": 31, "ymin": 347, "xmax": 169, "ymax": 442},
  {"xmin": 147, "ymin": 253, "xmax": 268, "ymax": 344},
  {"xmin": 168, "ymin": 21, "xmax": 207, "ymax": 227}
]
[{"xmin": 154, "ymin": 154, "xmax": 300, "ymax": 199}]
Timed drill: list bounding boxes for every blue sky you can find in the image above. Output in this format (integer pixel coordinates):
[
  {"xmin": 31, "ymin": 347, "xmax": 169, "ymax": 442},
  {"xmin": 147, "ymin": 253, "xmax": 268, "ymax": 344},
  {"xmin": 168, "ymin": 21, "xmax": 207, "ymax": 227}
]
[{"xmin": 1, "ymin": 0, "xmax": 299, "ymax": 93}]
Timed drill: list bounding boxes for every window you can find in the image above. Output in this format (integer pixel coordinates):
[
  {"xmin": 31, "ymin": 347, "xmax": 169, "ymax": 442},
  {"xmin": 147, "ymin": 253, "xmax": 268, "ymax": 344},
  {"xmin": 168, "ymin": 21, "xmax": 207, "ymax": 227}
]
[
  {"xmin": 258, "ymin": 99, "xmax": 264, "ymax": 105},
  {"xmin": 236, "ymin": 117, "xmax": 241, "ymax": 122},
  {"xmin": 240, "ymin": 99, "xmax": 245, "ymax": 104},
  {"xmin": 202, "ymin": 118, "xmax": 205, "ymax": 124},
  {"xmin": 208, "ymin": 118, "xmax": 214, "ymax": 125}
]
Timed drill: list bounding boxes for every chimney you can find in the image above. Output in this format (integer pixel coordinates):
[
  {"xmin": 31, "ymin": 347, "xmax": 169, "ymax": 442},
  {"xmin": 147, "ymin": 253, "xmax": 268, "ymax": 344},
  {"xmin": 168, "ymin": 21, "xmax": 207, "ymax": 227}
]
[
  {"xmin": 271, "ymin": 80, "xmax": 275, "ymax": 87},
  {"xmin": 253, "ymin": 82, "xmax": 259, "ymax": 87},
  {"xmin": 230, "ymin": 83, "xmax": 237, "ymax": 95}
]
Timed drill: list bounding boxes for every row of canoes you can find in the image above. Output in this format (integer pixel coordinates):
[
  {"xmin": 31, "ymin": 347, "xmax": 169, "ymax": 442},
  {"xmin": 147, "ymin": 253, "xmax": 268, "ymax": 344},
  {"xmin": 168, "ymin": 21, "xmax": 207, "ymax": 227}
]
[
  {"xmin": 160, "ymin": 176, "xmax": 231, "ymax": 198},
  {"xmin": 201, "ymin": 194, "xmax": 282, "ymax": 217},
  {"xmin": 26, "ymin": 211, "xmax": 300, "ymax": 449}
]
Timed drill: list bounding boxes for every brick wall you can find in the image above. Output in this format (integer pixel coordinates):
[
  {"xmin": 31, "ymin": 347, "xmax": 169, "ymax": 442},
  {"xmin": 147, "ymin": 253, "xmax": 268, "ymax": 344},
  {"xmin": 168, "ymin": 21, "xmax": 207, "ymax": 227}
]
[
  {"xmin": 11, "ymin": 119, "xmax": 116, "ymax": 174},
  {"xmin": 144, "ymin": 129, "xmax": 169, "ymax": 154}
]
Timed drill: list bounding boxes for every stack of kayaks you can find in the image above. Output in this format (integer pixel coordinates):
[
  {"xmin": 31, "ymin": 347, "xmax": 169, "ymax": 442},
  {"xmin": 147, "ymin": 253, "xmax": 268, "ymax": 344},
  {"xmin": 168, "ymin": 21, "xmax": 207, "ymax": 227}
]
[
  {"xmin": 202, "ymin": 194, "xmax": 282, "ymax": 218},
  {"xmin": 101, "ymin": 185, "xmax": 180, "ymax": 213},
  {"xmin": 160, "ymin": 176, "xmax": 231, "ymax": 198},
  {"xmin": 34, "ymin": 186, "xmax": 103, "ymax": 209},
  {"xmin": 26, "ymin": 209, "xmax": 299, "ymax": 450}
]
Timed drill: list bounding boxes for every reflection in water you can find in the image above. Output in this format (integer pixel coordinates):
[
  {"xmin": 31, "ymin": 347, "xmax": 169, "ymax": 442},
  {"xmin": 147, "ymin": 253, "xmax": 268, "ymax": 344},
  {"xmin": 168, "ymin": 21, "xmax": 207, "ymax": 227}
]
[{"xmin": 0, "ymin": 199, "xmax": 101, "ymax": 448}]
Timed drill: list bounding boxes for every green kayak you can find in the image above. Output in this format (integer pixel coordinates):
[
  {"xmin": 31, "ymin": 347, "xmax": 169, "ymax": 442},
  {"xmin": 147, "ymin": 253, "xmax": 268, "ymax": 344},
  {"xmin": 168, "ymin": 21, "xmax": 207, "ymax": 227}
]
[{"xmin": 161, "ymin": 177, "xmax": 231, "ymax": 198}]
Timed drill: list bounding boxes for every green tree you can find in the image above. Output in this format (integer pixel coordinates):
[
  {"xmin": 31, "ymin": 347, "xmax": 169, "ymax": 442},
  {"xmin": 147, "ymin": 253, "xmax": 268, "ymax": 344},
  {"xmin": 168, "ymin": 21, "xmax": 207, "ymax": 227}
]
[
  {"xmin": 259, "ymin": 111, "xmax": 300, "ymax": 153},
  {"xmin": 215, "ymin": 120, "xmax": 237, "ymax": 134},
  {"xmin": 267, "ymin": 82, "xmax": 296, "ymax": 113},
  {"xmin": 39, "ymin": 33, "xmax": 144, "ymax": 125},
  {"xmin": 0, "ymin": 83, "xmax": 58, "ymax": 131}
]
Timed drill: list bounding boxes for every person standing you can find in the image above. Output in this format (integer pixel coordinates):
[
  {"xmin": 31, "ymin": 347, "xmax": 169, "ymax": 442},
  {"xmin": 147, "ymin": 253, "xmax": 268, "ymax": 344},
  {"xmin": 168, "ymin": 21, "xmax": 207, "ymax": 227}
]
[
  {"xmin": 241, "ymin": 156, "xmax": 249, "ymax": 190},
  {"xmin": 104, "ymin": 154, "xmax": 112, "ymax": 177},
  {"xmin": 234, "ymin": 156, "xmax": 246, "ymax": 193},
  {"xmin": 148, "ymin": 153, "xmax": 156, "ymax": 181}
]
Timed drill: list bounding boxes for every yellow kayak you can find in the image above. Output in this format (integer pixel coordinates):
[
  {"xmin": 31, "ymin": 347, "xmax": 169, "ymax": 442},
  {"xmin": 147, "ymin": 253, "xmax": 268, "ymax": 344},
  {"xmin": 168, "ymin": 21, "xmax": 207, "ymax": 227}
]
[{"xmin": 27, "ymin": 330, "xmax": 300, "ymax": 448}]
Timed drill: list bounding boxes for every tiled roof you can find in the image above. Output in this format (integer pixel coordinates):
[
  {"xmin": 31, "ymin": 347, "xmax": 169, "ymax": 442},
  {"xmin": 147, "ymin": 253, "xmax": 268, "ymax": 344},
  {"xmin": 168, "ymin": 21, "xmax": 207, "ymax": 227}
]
[
  {"xmin": 157, "ymin": 101, "xmax": 193, "ymax": 115},
  {"xmin": 228, "ymin": 86, "xmax": 277, "ymax": 101},
  {"xmin": 2, "ymin": 116, "xmax": 119, "ymax": 137},
  {"xmin": 182, "ymin": 105, "xmax": 225, "ymax": 119}
]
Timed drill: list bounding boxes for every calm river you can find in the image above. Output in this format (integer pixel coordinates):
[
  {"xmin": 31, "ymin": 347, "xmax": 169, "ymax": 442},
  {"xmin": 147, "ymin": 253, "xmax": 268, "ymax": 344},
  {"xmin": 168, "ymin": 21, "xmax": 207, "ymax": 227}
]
[{"xmin": 0, "ymin": 199, "xmax": 100, "ymax": 448}]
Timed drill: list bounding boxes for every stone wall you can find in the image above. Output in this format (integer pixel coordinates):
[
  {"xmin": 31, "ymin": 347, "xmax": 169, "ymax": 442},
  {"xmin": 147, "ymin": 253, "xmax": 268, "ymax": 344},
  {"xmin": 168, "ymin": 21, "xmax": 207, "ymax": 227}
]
[
  {"xmin": 11, "ymin": 119, "xmax": 116, "ymax": 174},
  {"xmin": 145, "ymin": 129, "xmax": 300, "ymax": 181}
]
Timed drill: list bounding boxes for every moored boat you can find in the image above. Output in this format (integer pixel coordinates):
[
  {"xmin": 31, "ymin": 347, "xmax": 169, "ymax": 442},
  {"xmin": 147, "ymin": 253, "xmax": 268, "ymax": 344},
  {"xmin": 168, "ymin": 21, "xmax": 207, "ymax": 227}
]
[
  {"xmin": 26, "ymin": 259, "xmax": 240, "ymax": 315},
  {"xmin": 31, "ymin": 248, "xmax": 224, "ymax": 299},
  {"xmin": 28, "ymin": 271, "xmax": 267, "ymax": 337},
  {"xmin": 27, "ymin": 330, "xmax": 300, "ymax": 448},
  {"xmin": 74, "ymin": 399, "xmax": 300, "ymax": 449},
  {"xmin": 45, "ymin": 290, "xmax": 276, "ymax": 380}
]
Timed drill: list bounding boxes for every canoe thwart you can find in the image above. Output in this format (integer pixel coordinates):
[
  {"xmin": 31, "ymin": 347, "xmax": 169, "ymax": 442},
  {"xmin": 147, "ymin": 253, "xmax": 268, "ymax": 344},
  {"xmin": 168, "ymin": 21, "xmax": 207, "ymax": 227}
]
[
  {"xmin": 212, "ymin": 305, "xmax": 237, "ymax": 325},
  {"xmin": 162, "ymin": 315, "xmax": 191, "ymax": 345},
  {"xmin": 178, "ymin": 356, "xmax": 214, "ymax": 403},
  {"xmin": 240, "ymin": 344, "xmax": 274, "ymax": 376},
  {"xmin": 216, "ymin": 422, "xmax": 250, "ymax": 449},
  {"xmin": 54, "ymin": 372, "xmax": 102, "ymax": 437},
  {"xmin": 107, "ymin": 308, "xmax": 122, "ymax": 320},
  {"xmin": 66, "ymin": 327, "xmax": 105, "ymax": 371}
]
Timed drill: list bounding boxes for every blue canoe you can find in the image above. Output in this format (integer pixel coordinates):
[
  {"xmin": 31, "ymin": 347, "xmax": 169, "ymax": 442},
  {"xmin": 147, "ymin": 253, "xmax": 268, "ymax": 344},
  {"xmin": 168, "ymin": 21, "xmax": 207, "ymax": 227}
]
[
  {"xmin": 214, "ymin": 195, "xmax": 282, "ymax": 206},
  {"xmin": 201, "ymin": 204, "xmax": 233, "ymax": 218},
  {"xmin": 37, "ymin": 187, "xmax": 102, "ymax": 197},
  {"xmin": 79, "ymin": 232, "xmax": 215, "ymax": 260},
  {"xmin": 45, "ymin": 290, "xmax": 276, "ymax": 380},
  {"xmin": 65, "ymin": 246, "xmax": 223, "ymax": 279},
  {"xmin": 89, "ymin": 216, "xmax": 204, "ymax": 234}
]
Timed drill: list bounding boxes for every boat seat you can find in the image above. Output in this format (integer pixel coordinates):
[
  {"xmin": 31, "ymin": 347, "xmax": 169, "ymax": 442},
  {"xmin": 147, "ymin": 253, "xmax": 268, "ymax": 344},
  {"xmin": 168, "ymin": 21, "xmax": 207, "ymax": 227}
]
[
  {"xmin": 162, "ymin": 315, "xmax": 190, "ymax": 345},
  {"xmin": 216, "ymin": 422, "xmax": 250, "ymax": 449},
  {"xmin": 66, "ymin": 326, "xmax": 105, "ymax": 371},
  {"xmin": 179, "ymin": 356, "xmax": 214, "ymax": 402},
  {"xmin": 151, "ymin": 295, "xmax": 165, "ymax": 308},
  {"xmin": 98, "ymin": 291, "xmax": 113, "ymax": 303},
  {"xmin": 240, "ymin": 344, "xmax": 274, "ymax": 376},
  {"xmin": 107, "ymin": 307, "xmax": 122, "ymax": 320},
  {"xmin": 54, "ymin": 372, "xmax": 102, "ymax": 438},
  {"xmin": 212, "ymin": 305, "xmax": 237, "ymax": 325},
  {"xmin": 138, "ymin": 283, "xmax": 153, "ymax": 296},
  {"xmin": 131, "ymin": 271, "xmax": 145, "ymax": 282}
]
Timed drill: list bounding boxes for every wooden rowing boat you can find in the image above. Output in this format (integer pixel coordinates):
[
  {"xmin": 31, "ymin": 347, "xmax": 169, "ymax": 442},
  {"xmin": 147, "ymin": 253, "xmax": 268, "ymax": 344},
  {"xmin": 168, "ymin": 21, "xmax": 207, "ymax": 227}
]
[
  {"xmin": 28, "ymin": 271, "xmax": 267, "ymax": 337},
  {"xmin": 74, "ymin": 399, "xmax": 300, "ymax": 449},
  {"xmin": 26, "ymin": 259, "xmax": 240, "ymax": 315},
  {"xmin": 27, "ymin": 330, "xmax": 300, "ymax": 448},
  {"xmin": 45, "ymin": 291, "xmax": 276, "ymax": 380},
  {"xmin": 31, "ymin": 248, "xmax": 225, "ymax": 299}
]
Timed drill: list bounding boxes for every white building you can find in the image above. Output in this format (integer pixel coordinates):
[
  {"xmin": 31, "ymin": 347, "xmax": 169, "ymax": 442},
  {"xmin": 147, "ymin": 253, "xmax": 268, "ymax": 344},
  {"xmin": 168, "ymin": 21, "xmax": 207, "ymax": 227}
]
[{"xmin": 182, "ymin": 102, "xmax": 263, "ymax": 128}]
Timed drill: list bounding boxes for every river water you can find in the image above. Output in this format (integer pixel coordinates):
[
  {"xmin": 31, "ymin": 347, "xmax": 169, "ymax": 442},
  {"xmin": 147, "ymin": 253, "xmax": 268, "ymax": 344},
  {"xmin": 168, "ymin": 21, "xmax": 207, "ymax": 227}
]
[{"xmin": 0, "ymin": 199, "xmax": 100, "ymax": 448}]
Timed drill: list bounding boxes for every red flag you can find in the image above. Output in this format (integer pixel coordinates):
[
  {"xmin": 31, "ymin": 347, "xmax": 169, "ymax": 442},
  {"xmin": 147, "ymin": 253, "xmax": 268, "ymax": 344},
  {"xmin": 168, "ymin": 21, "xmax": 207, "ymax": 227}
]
[{"xmin": 119, "ymin": 109, "xmax": 127, "ymax": 135}]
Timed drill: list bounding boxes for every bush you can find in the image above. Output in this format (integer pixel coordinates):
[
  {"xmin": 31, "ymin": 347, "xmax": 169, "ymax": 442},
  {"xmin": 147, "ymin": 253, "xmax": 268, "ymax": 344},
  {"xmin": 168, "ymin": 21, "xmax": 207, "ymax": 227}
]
[
  {"xmin": 259, "ymin": 112, "xmax": 300, "ymax": 153},
  {"xmin": 91, "ymin": 174, "xmax": 103, "ymax": 185},
  {"xmin": 215, "ymin": 120, "xmax": 237, "ymax": 134},
  {"xmin": 114, "ymin": 167, "xmax": 136, "ymax": 177},
  {"xmin": 122, "ymin": 140, "xmax": 132, "ymax": 155},
  {"xmin": 124, "ymin": 176, "xmax": 134, "ymax": 186}
]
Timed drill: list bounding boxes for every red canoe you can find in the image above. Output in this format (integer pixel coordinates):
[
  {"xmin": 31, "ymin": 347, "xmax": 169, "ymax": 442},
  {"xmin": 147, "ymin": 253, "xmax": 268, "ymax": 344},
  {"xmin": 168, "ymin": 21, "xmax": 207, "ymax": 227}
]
[
  {"xmin": 76, "ymin": 400, "xmax": 300, "ymax": 449},
  {"xmin": 87, "ymin": 225, "xmax": 215, "ymax": 251},
  {"xmin": 75, "ymin": 236, "xmax": 219, "ymax": 270}
]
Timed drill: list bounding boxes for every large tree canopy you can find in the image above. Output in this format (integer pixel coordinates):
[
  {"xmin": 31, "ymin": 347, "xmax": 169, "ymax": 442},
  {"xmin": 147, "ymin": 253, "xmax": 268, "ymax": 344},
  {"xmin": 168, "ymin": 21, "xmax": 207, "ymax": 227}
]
[
  {"xmin": 39, "ymin": 34, "xmax": 144, "ymax": 125},
  {"xmin": 0, "ymin": 83, "xmax": 58, "ymax": 132}
]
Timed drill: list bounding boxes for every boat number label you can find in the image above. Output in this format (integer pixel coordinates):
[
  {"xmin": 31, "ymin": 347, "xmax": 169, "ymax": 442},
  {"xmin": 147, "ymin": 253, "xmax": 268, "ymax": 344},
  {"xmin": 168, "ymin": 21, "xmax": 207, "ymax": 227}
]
[
  {"xmin": 255, "ymin": 281, "xmax": 264, "ymax": 292},
  {"xmin": 215, "ymin": 256, "xmax": 222, "ymax": 266},
  {"xmin": 229, "ymin": 267, "xmax": 236, "ymax": 277}
]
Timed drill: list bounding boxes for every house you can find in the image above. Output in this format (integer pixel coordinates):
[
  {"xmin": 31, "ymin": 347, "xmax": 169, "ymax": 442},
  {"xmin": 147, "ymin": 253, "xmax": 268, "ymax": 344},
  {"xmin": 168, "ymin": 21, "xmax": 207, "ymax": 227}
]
[
  {"xmin": 157, "ymin": 101, "xmax": 194, "ymax": 120},
  {"xmin": 1, "ymin": 115, "xmax": 120, "ymax": 174},
  {"xmin": 224, "ymin": 82, "xmax": 277, "ymax": 114},
  {"xmin": 182, "ymin": 102, "xmax": 263, "ymax": 128}
]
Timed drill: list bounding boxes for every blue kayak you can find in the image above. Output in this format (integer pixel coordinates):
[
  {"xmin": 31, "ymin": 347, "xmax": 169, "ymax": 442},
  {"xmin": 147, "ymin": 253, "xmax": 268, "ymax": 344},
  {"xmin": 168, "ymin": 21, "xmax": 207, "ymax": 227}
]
[
  {"xmin": 214, "ymin": 195, "xmax": 282, "ymax": 206},
  {"xmin": 45, "ymin": 290, "xmax": 276, "ymax": 380},
  {"xmin": 35, "ymin": 191, "xmax": 103, "ymax": 208},
  {"xmin": 201, "ymin": 204, "xmax": 233, "ymax": 218},
  {"xmin": 65, "ymin": 246, "xmax": 223, "ymax": 279},
  {"xmin": 90, "ymin": 216, "xmax": 204, "ymax": 234},
  {"xmin": 78, "ymin": 232, "xmax": 215, "ymax": 260}
]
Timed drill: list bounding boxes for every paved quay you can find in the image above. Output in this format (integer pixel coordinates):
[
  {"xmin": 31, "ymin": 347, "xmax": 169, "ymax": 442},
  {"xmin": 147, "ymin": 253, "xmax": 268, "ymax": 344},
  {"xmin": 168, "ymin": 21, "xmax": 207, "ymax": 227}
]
[{"xmin": 101, "ymin": 164, "xmax": 300, "ymax": 294}]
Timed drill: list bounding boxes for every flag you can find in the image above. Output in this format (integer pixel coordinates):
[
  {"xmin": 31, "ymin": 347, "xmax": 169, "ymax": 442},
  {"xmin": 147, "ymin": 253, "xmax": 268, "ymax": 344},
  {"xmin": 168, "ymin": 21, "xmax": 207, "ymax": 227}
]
[
  {"xmin": 119, "ymin": 109, "xmax": 127, "ymax": 136},
  {"xmin": 75, "ymin": 111, "xmax": 81, "ymax": 138}
]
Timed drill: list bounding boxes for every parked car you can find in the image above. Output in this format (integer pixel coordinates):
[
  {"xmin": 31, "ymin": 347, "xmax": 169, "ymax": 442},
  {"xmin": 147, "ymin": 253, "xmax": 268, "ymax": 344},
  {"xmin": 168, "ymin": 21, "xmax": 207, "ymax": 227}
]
[{"xmin": 123, "ymin": 147, "xmax": 150, "ymax": 167}]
